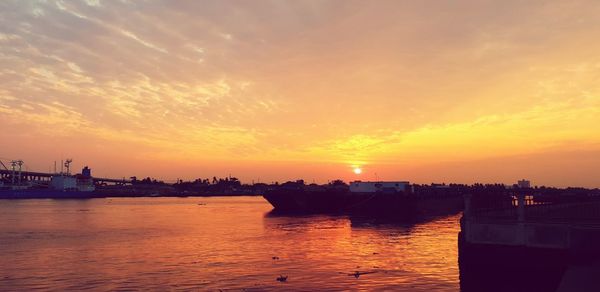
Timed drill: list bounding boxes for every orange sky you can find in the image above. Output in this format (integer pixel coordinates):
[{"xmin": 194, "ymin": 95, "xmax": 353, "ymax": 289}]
[{"xmin": 1, "ymin": 1, "xmax": 600, "ymax": 187}]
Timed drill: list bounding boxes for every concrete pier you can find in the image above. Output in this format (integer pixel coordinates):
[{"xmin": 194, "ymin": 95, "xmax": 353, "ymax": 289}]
[
  {"xmin": 557, "ymin": 262, "xmax": 600, "ymax": 292},
  {"xmin": 463, "ymin": 194, "xmax": 600, "ymax": 251},
  {"xmin": 460, "ymin": 192, "xmax": 600, "ymax": 291}
]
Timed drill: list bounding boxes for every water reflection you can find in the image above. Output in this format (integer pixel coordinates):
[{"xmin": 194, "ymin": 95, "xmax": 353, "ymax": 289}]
[
  {"xmin": 263, "ymin": 210, "xmax": 461, "ymax": 291},
  {"xmin": 1, "ymin": 197, "xmax": 462, "ymax": 291}
]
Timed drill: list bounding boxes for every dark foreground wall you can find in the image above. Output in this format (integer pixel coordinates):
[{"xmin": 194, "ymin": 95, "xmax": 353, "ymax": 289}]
[{"xmin": 458, "ymin": 231, "xmax": 568, "ymax": 292}]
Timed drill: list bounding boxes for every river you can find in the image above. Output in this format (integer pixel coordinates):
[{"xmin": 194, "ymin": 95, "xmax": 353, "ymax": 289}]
[{"xmin": 0, "ymin": 197, "xmax": 461, "ymax": 291}]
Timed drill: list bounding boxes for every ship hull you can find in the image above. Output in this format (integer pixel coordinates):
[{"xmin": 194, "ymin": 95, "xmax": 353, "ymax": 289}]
[
  {"xmin": 263, "ymin": 190, "xmax": 463, "ymax": 218},
  {"xmin": 0, "ymin": 189, "xmax": 97, "ymax": 199}
]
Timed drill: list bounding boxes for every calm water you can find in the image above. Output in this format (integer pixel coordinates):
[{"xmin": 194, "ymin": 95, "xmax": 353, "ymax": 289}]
[{"xmin": 0, "ymin": 197, "xmax": 461, "ymax": 291}]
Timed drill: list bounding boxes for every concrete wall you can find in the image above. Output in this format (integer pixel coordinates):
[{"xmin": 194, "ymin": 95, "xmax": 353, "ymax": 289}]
[{"xmin": 465, "ymin": 220, "xmax": 600, "ymax": 250}]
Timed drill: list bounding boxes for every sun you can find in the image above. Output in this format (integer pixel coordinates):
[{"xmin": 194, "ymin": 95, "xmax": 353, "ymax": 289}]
[{"xmin": 353, "ymin": 167, "xmax": 362, "ymax": 175}]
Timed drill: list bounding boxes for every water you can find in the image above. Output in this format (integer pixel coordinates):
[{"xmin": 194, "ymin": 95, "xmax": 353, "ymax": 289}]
[{"xmin": 0, "ymin": 197, "xmax": 461, "ymax": 291}]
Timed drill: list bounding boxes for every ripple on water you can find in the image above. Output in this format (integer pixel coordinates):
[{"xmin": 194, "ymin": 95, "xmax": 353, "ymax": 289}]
[{"xmin": 0, "ymin": 197, "xmax": 462, "ymax": 291}]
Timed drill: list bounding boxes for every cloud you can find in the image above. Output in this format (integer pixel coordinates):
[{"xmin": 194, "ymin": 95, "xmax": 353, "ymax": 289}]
[
  {"xmin": 1, "ymin": 0, "xmax": 600, "ymax": 185},
  {"xmin": 0, "ymin": 100, "xmax": 91, "ymax": 136}
]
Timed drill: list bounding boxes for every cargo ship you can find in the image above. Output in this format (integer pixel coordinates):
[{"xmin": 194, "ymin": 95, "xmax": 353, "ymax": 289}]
[
  {"xmin": 0, "ymin": 159, "xmax": 97, "ymax": 199},
  {"xmin": 263, "ymin": 180, "xmax": 464, "ymax": 218}
]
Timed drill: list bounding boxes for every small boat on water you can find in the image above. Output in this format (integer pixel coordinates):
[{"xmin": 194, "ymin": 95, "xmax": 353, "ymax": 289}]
[{"xmin": 263, "ymin": 180, "xmax": 464, "ymax": 218}]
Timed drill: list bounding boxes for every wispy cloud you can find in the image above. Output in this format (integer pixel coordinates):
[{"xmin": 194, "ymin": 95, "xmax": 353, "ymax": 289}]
[{"xmin": 1, "ymin": 0, "xmax": 600, "ymax": 184}]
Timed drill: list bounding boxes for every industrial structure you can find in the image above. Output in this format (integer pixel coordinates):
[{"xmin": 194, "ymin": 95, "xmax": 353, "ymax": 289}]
[{"xmin": 0, "ymin": 158, "xmax": 131, "ymax": 186}]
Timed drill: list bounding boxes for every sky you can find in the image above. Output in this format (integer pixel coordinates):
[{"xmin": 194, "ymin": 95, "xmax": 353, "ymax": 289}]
[{"xmin": 1, "ymin": 0, "xmax": 600, "ymax": 187}]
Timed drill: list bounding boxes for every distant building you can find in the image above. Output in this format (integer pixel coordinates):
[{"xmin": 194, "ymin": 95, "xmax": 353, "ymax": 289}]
[{"xmin": 517, "ymin": 179, "xmax": 531, "ymax": 188}]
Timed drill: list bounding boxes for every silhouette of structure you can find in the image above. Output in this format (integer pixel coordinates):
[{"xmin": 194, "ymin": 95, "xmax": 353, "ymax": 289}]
[{"xmin": 459, "ymin": 188, "xmax": 600, "ymax": 292}]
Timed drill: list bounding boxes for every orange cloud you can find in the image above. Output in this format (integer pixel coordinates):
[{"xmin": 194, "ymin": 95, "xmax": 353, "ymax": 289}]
[{"xmin": 1, "ymin": 1, "xmax": 600, "ymax": 186}]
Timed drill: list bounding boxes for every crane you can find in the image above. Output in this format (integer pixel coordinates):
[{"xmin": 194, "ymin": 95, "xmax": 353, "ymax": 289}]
[{"xmin": 0, "ymin": 159, "xmax": 8, "ymax": 185}]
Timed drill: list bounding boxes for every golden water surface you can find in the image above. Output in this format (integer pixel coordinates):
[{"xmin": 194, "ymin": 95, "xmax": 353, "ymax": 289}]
[{"xmin": 0, "ymin": 197, "xmax": 461, "ymax": 291}]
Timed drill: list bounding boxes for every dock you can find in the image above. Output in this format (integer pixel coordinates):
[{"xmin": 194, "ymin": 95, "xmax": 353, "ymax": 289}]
[{"xmin": 460, "ymin": 190, "xmax": 600, "ymax": 292}]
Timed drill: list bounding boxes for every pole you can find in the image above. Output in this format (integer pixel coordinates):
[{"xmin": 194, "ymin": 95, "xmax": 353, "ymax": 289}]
[{"xmin": 17, "ymin": 160, "xmax": 22, "ymax": 185}]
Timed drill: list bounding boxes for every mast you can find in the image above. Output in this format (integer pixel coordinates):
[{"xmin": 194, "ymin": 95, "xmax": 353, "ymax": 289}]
[
  {"xmin": 10, "ymin": 160, "xmax": 23, "ymax": 185},
  {"xmin": 10, "ymin": 161, "xmax": 16, "ymax": 185},
  {"xmin": 64, "ymin": 159, "xmax": 72, "ymax": 175},
  {"xmin": 17, "ymin": 160, "xmax": 23, "ymax": 185}
]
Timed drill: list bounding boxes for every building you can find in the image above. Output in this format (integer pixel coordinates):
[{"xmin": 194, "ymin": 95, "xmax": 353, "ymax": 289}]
[{"xmin": 517, "ymin": 179, "xmax": 531, "ymax": 188}]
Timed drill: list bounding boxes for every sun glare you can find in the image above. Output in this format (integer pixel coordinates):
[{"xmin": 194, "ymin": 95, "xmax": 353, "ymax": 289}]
[{"xmin": 353, "ymin": 167, "xmax": 362, "ymax": 175}]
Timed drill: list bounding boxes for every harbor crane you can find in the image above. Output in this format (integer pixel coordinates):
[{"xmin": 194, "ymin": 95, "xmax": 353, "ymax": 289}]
[
  {"xmin": 0, "ymin": 159, "xmax": 8, "ymax": 185},
  {"xmin": 0, "ymin": 160, "xmax": 8, "ymax": 172}
]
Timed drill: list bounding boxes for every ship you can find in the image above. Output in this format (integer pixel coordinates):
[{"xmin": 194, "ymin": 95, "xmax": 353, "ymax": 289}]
[
  {"xmin": 263, "ymin": 180, "xmax": 464, "ymax": 218},
  {"xmin": 0, "ymin": 159, "xmax": 97, "ymax": 199}
]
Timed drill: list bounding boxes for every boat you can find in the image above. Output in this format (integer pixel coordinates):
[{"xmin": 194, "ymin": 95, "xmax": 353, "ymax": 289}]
[
  {"xmin": 263, "ymin": 180, "xmax": 464, "ymax": 218},
  {"xmin": 0, "ymin": 187, "xmax": 97, "ymax": 199},
  {"xmin": 0, "ymin": 160, "xmax": 97, "ymax": 199}
]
